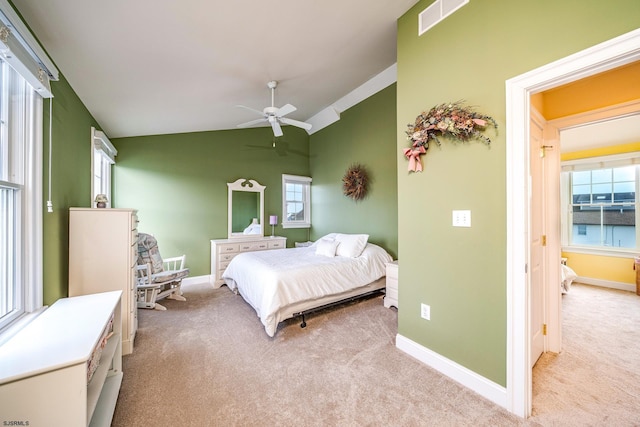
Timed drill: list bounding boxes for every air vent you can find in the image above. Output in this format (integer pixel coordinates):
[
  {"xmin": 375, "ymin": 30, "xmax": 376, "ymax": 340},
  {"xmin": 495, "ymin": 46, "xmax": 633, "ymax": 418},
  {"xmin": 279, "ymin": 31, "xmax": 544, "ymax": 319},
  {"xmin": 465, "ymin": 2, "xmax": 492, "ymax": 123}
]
[{"xmin": 418, "ymin": 0, "xmax": 469, "ymax": 36}]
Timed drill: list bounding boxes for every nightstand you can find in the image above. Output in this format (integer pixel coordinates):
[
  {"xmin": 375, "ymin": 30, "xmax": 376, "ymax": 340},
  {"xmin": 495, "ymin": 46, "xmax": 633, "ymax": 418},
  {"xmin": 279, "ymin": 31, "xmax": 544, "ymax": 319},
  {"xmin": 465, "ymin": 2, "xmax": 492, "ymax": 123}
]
[
  {"xmin": 384, "ymin": 260, "xmax": 398, "ymax": 309},
  {"xmin": 295, "ymin": 241, "xmax": 314, "ymax": 248}
]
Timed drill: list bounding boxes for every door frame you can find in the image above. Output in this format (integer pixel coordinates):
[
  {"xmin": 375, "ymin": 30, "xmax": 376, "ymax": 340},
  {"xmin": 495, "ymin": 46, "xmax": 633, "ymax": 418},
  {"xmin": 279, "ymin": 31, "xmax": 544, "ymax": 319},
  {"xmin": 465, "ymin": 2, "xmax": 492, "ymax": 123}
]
[{"xmin": 505, "ymin": 28, "xmax": 640, "ymax": 418}]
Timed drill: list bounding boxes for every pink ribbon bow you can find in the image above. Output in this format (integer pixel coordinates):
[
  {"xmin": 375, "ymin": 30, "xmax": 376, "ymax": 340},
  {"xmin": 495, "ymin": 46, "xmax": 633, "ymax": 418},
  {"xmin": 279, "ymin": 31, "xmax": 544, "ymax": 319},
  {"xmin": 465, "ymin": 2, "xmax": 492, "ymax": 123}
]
[{"xmin": 403, "ymin": 146, "xmax": 426, "ymax": 172}]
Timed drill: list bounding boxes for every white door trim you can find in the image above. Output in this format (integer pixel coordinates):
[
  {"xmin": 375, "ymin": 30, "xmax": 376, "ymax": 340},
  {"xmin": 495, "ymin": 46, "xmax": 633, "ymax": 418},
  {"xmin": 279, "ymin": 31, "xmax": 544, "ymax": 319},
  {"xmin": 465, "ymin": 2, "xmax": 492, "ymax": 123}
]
[{"xmin": 505, "ymin": 28, "xmax": 640, "ymax": 418}]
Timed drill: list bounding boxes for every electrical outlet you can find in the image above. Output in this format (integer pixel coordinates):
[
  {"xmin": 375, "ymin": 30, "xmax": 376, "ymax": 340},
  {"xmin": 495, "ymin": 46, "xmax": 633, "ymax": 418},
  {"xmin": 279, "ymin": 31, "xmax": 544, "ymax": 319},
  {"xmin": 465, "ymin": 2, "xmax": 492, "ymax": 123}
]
[
  {"xmin": 452, "ymin": 210, "xmax": 471, "ymax": 227},
  {"xmin": 421, "ymin": 303, "xmax": 430, "ymax": 320}
]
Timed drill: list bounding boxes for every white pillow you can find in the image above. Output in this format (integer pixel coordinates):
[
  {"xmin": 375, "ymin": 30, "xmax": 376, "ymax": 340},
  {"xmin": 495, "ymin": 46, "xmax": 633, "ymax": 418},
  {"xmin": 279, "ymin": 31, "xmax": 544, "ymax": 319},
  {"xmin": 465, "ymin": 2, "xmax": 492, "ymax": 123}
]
[
  {"xmin": 310, "ymin": 233, "xmax": 338, "ymax": 247},
  {"xmin": 335, "ymin": 233, "xmax": 369, "ymax": 258},
  {"xmin": 315, "ymin": 238, "xmax": 339, "ymax": 257}
]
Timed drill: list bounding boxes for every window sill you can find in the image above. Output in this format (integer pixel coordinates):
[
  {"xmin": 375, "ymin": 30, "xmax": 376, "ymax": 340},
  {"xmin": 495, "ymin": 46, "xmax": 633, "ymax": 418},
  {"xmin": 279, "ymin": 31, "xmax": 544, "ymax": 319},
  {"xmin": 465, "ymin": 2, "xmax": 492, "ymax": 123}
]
[
  {"xmin": 282, "ymin": 223, "xmax": 311, "ymax": 229},
  {"xmin": 561, "ymin": 245, "xmax": 637, "ymax": 259},
  {"xmin": 0, "ymin": 307, "xmax": 47, "ymax": 347}
]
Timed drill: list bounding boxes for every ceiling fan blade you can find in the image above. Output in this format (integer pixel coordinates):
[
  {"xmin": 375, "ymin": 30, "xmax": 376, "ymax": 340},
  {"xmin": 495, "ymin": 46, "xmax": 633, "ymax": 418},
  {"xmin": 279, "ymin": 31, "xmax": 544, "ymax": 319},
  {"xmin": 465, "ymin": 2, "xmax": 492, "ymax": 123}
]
[
  {"xmin": 237, "ymin": 118, "xmax": 267, "ymax": 128},
  {"xmin": 277, "ymin": 103, "xmax": 297, "ymax": 117},
  {"xmin": 280, "ymin": 117, "xmax": 312, "ymax": 131},
  {"xmin": 271, "ymin": 119, "xmax": 283, "ymax": 137},
  {"xmin": 236, "ymin": 105, "xmax": 265, "ymax": 116}
]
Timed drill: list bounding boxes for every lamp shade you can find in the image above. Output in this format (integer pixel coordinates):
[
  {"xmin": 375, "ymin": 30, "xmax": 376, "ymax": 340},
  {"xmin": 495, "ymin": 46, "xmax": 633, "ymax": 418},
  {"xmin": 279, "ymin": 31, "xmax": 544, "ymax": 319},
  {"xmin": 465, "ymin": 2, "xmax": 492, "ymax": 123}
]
[{"xmin": 269, "ymin": 215, "xmax": 278, "ymax": 225}]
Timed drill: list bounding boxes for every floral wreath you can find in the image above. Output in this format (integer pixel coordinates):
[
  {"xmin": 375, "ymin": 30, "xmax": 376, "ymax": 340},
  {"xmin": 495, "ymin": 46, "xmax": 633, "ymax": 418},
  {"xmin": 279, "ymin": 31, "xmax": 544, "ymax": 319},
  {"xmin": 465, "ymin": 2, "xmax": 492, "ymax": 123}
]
[
  {"xmin": 403, "ymin": 101, "xmax": 497, "ymax": 172},
  {"xmin": 342, "ymin": 163, "xmax": 369, "ymax": 201}
]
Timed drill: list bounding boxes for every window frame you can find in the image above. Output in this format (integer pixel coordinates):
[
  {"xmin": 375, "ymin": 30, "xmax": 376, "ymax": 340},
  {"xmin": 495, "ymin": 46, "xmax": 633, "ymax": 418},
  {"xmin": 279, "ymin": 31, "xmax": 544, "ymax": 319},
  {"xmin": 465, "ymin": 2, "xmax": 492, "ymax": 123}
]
[
  {"xmin": 91, "ymin": 127, "xmax": 116, "ymax": 208},
  {"xmin": 281, "ymin": 174, "xmax": 312, "ymax": 229},
  {"xmin": 0, "ymin": 59, "xmax": 44, "ymax": 336},
  {"xmin": 561, "ymin": 153, "xmax": 640, "ymax": 257}
]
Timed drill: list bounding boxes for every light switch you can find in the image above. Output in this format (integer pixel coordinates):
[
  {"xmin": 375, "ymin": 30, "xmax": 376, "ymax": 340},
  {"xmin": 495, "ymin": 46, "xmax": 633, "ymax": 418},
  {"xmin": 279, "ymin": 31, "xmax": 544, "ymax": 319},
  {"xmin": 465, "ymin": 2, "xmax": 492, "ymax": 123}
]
[{"xmin": 452, "ymin": 210, "xmax": 471, "ymax": 227}]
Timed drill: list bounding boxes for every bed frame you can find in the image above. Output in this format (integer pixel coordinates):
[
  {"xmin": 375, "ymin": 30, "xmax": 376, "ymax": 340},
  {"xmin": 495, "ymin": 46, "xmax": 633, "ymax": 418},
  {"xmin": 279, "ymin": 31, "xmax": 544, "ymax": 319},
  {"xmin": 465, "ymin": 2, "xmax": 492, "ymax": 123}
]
[{"xmin": 239, "ymin": 276, "xmax": 386, "ymax": 332}]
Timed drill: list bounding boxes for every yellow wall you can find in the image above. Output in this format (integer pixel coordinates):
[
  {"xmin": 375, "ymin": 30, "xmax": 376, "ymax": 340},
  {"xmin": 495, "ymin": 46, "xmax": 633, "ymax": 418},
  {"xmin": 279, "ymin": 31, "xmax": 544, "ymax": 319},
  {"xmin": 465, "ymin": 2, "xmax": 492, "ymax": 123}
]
[
  {"xmin": 561, "ymin": 142, "xmax": 640, "ymax": 161},
  {"xmin": 561, "ymin": 252, "xmax": 636, "ymax": 284}
]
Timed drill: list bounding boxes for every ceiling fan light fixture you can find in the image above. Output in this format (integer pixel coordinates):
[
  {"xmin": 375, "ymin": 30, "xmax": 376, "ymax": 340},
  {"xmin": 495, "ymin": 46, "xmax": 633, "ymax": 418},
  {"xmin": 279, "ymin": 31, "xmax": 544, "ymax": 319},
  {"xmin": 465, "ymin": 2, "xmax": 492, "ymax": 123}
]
[{"xmin": 235, "ymin": 81, "xmax": 312, "ymax": 137}]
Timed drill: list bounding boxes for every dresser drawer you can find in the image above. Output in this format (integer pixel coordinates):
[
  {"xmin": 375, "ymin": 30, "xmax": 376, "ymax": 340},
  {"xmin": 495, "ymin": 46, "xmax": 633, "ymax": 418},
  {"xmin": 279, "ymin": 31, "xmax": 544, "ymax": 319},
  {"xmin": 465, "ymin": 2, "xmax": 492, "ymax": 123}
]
[
  {"xmin": 218, "ymin": 259, "xmax": 233, "ymax": 271},
  {"xmin": 386, "ymin": 276, "xmax": 398, "ymax": 290},
  {"xmin": 240, "ymin": 241, "xmax": 269, "ymax": 251},
  {"xmin": 268, "ymin": 240, "xmax": 285, "ymax": 249},
  {"xmin": 221, "ymin": 244, "xmax": 240, "ymax": 253},
  {"xmin": 220, "ymin": 253, "xmax": 236, "ymax": 263}
]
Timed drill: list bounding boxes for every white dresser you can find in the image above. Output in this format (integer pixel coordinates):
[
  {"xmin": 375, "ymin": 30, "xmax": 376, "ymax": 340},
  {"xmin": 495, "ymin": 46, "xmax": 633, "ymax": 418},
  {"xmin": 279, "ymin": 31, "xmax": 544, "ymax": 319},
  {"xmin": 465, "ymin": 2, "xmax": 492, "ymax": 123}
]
[
  {"xmin": 384, "ymin": 260, "xmax": 398, "ymax": 309},
  {"xmin": 0, "ymin": 291, "xmax": 123, "ymax": 427},
  {"xmin": 210, "ymin": 236, "xmax": 287, "ymax": 288},
  {"xmin": 68, "ymin": 208, "xmax": 139, "ymax": 355}
]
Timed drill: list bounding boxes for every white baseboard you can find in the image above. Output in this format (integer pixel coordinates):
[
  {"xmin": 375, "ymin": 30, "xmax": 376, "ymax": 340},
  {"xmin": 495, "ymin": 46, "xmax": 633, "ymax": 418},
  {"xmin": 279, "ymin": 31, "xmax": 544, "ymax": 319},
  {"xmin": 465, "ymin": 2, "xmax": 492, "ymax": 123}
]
[
  {"xmin": 182, "ymin": 275, "xmax": 212, "ymax": 289},
  {"xmin": 396, "ymin": 334, "xmax": 507, "ymax": 409},
  {"xmin": 575, "ymin": 276, "xmax": 636, "ymax": 292}
]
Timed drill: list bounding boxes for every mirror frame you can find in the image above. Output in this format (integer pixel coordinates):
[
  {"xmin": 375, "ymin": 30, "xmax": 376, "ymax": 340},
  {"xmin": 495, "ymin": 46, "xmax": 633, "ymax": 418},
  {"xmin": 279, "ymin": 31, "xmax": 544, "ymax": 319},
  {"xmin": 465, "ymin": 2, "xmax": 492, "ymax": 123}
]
[{"xmin": 227, "ymin": 178, "xmax": 265, "ymax": 239}]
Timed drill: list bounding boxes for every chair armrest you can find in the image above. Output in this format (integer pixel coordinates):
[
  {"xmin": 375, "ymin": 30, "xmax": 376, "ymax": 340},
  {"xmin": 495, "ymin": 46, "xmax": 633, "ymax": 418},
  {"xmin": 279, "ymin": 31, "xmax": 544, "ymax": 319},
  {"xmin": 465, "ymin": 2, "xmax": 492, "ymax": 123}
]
[
  {"xmin": 137, "ymin": 283, "xmax": 162, "ymax": 290},
  {"xmin": 163, "ymin": 255, "xmax": 186, "ymax": 270}
]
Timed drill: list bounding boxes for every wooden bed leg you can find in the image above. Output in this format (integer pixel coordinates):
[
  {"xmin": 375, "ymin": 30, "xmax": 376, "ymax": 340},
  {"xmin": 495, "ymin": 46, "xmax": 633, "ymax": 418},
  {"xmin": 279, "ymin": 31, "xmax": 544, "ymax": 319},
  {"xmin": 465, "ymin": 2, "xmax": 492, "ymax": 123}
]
[{"xmin": 300, "ymin": 314, "xmax": 306, "ymax": 328}]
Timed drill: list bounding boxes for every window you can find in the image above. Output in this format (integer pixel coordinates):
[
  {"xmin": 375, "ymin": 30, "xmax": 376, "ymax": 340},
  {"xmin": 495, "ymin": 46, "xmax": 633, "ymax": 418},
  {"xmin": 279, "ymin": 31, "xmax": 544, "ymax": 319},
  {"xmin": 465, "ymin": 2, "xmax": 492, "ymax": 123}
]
[
  {"xmin": 91, "ymin": 128, "xmax": 116, "ymax": 207},
  {"xmin": 561, "ymin": 155, "xmax": 640, "ymax": 253},
  {"xmin": 0, "ymin": 59, "xmax": 42, "ymax": 333},
  {"xmin": 0, "ymin": 1, "xmax": 57, "ymax": 338},
  {"xmin": 282, "ymin": 174, "xmax": 312, "ymax": 229}
]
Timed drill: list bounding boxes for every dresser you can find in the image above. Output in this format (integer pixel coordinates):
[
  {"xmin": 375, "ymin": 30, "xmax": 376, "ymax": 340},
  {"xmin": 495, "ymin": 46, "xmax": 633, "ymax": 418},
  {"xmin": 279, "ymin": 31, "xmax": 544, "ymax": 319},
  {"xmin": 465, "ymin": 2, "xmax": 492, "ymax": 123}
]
[
  {"xmin": 384, "ymin": 260, "xmax": 398, "ymax": 309},
  {"xmin": 210, "ymin": 236, "xmax": 287, "ymax": 288},
  {"xmin": 68, "ymin": 208, "xmax": 139, "ymax": 355},
  {"xmin": 0, "ymin": 291, "xmax": 123, "ymax": 427}
]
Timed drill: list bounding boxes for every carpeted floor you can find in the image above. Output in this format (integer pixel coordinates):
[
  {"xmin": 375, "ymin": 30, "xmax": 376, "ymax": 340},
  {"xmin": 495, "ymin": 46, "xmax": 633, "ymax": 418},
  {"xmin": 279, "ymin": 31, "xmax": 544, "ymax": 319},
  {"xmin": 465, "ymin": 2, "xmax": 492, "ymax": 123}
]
[
  {"xmin": 112, "ymin": 281, "xmax": 640, "ymax": 426},
  {"xmin": 531, "ymin": 283, "xmax": 640, "ymax": 426}
]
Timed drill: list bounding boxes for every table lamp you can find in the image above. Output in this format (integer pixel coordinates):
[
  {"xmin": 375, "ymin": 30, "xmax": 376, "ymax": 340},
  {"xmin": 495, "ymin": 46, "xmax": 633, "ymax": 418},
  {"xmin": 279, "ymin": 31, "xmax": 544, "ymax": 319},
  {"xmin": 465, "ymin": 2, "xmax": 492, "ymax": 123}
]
[{"xmin": 269, "ymin": 215, "xmax": 278, "ymax": 237}]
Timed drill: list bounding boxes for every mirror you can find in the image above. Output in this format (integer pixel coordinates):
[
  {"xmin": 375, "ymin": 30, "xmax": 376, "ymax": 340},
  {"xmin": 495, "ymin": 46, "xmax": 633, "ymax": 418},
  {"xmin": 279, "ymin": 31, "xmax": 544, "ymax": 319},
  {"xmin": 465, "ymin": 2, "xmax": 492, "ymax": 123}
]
[{"xmin": 228, "ymin": 178, "xmax": 265, "ymax": 239}]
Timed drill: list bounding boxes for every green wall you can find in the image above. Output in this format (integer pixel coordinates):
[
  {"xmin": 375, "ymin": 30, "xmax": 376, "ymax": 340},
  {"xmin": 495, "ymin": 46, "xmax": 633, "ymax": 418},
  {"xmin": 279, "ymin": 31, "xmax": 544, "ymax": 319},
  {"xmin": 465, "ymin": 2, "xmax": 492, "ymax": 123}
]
[
  {"xmin": 111, "ymin": 84, "xmax": 399, "ymax": 277},
  {"xmin": 43, "ymin": 74, "xmax": 102, "ymax": 305},
  {"xmin": 111, "ymin": 127, "xmax": 311, "ymax": 277},
  {"xmin": 396, "ymin": 0, "xmax": 640, "ymax": 385},
  {"xmin": 309, "ymin": 84, "xmax": 398, "ymax": 258}
]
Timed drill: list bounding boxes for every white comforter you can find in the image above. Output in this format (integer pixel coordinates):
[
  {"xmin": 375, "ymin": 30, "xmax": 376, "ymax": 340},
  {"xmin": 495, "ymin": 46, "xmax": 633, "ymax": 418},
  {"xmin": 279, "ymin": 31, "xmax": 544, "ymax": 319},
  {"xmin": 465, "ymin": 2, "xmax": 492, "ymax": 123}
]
[{"xmin": 221, "ymin": 243, "xmax": 392, "ymax": 337}]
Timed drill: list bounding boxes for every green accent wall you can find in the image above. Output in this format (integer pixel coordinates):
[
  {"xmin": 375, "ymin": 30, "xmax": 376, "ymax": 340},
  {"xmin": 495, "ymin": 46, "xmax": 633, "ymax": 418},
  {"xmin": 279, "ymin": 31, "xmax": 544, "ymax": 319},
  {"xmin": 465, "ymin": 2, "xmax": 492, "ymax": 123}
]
[
  {"xmin": 397, "ymin": 0, "xmax": 640, "ymax": 386},
  {"xmin": 111, "ymin": 127, "xmax": 311, "ymax": 277},
  {"xmin": 309, "ymin": 84, "xmax": 398, "ymax": 258},
  {"xmin": 111, "ymin": 85, "xmax": 399, "ymax": 277},
  {"xmin": 39, "ymin": 70, "xmax": 398, "ymax": 306},
  {"xmin": 43, "ymin": 74, "xmax": 101, "ymax": 305}
]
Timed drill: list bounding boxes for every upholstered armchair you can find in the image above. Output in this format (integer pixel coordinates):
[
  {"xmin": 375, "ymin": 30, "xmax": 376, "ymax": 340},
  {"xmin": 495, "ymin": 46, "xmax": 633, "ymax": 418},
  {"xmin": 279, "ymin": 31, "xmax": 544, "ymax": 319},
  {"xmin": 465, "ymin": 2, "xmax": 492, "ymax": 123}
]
[{"xmin": 136, "ymin": 233, "xmax": 189, "ymax": 310}]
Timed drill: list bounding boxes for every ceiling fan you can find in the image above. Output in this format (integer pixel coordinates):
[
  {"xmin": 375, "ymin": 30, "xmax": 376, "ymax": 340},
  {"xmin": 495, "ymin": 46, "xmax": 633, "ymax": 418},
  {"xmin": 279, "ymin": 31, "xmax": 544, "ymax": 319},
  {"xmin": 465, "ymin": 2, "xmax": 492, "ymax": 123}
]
[{"xmin": 236, "ymin": 81, "xmax": 312, "ymax": 137}]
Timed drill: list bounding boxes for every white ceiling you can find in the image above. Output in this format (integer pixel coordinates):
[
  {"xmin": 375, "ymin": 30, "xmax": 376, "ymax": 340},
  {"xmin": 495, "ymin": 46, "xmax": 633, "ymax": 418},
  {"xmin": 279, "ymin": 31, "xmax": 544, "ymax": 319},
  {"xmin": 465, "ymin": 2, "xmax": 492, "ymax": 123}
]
[{"xmin": 12, "ymin": 0, "xmax": 418, "ymax": 138}]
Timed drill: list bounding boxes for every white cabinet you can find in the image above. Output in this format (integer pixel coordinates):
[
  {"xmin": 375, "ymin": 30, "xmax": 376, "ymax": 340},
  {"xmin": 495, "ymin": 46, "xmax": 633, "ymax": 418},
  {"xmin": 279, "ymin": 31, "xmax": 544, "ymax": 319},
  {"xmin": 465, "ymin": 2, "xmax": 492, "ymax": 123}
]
[
  {"xmin": 384, "ymin": 260, "xmax": 398, "ymax": 309},
  {"xmin": 69, "ymin": 208, "xmax": 138, "ymax": 355},
  {"xmin": 211, "ymin": 236, "xmax": 287, "ymax": 288},
  {"xmin": 0, "ymin": 291, "xmax": 123, "ymax": 427}
]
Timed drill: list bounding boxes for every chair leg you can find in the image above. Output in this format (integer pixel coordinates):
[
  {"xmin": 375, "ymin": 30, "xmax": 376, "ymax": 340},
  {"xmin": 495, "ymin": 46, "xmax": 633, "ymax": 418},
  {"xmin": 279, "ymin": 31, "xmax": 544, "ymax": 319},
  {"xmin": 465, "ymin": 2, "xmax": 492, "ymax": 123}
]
[
  {"xmin": 167, "ymin": 283, "xmax": 186, "ymax": 301},
  {"xmin": 167, "ymin": 291, "xmax": 186, "ymax": 301},
  {"xmin": 153, "ymin": 302, "xmax": 167, "ymax": 311}
]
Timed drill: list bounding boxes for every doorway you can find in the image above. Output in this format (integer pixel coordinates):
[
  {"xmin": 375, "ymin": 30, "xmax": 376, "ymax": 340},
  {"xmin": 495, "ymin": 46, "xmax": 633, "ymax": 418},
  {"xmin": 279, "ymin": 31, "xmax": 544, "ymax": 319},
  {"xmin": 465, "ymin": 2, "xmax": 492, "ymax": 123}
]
[{"xmin": 505, "ymin": 29, "xmax": 640, "ymax": 418}]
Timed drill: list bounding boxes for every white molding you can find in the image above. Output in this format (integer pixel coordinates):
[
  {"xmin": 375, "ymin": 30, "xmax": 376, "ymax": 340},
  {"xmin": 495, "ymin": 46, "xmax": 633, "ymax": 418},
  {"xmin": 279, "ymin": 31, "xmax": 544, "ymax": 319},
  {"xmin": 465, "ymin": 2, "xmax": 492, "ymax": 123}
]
[
  {"xmin": 548, "ymin": 99, "xmax": 640, "ymax": 130},
  {"xmin": 307, "ymin": 63, "xmax": 397, "ymax": 134},
  {"xmin": 181, "ymin": 275, "xmax": 211, "ymax": 289},
  {"xmin": 505, "ymin": 28, "xmax": 640, "ymax": 418},
  {"xmin": 0, "ymin": 0, "xmax": 58, "ymax": 80},
  {"xmin": 396, "ymin": 334, "xmax": 508, "ymax": 409},
  {"xmin": 575, "ymin": 277, "xmax": 635, "ymax": 292}
]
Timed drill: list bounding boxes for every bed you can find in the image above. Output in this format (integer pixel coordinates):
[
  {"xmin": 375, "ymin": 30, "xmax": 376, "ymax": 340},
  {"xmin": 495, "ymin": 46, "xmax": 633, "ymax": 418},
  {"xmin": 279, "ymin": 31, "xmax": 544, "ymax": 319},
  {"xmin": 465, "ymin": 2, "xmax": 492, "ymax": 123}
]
[
  {"xmin": 221, "ymin": 233, "xmax": 393, "ymax": 337},
  {"xmin": 561, "ymin": 263, "xmax": 577, "ymax": 294}
]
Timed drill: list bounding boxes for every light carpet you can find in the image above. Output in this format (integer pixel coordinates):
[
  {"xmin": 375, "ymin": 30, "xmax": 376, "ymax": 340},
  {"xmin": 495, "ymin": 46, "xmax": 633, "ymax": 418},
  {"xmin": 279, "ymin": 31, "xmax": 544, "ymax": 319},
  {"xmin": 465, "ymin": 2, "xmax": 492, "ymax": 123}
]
[{"xmin": 112, "ymin": 282, "xmax": 639, "ymax": 426}]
